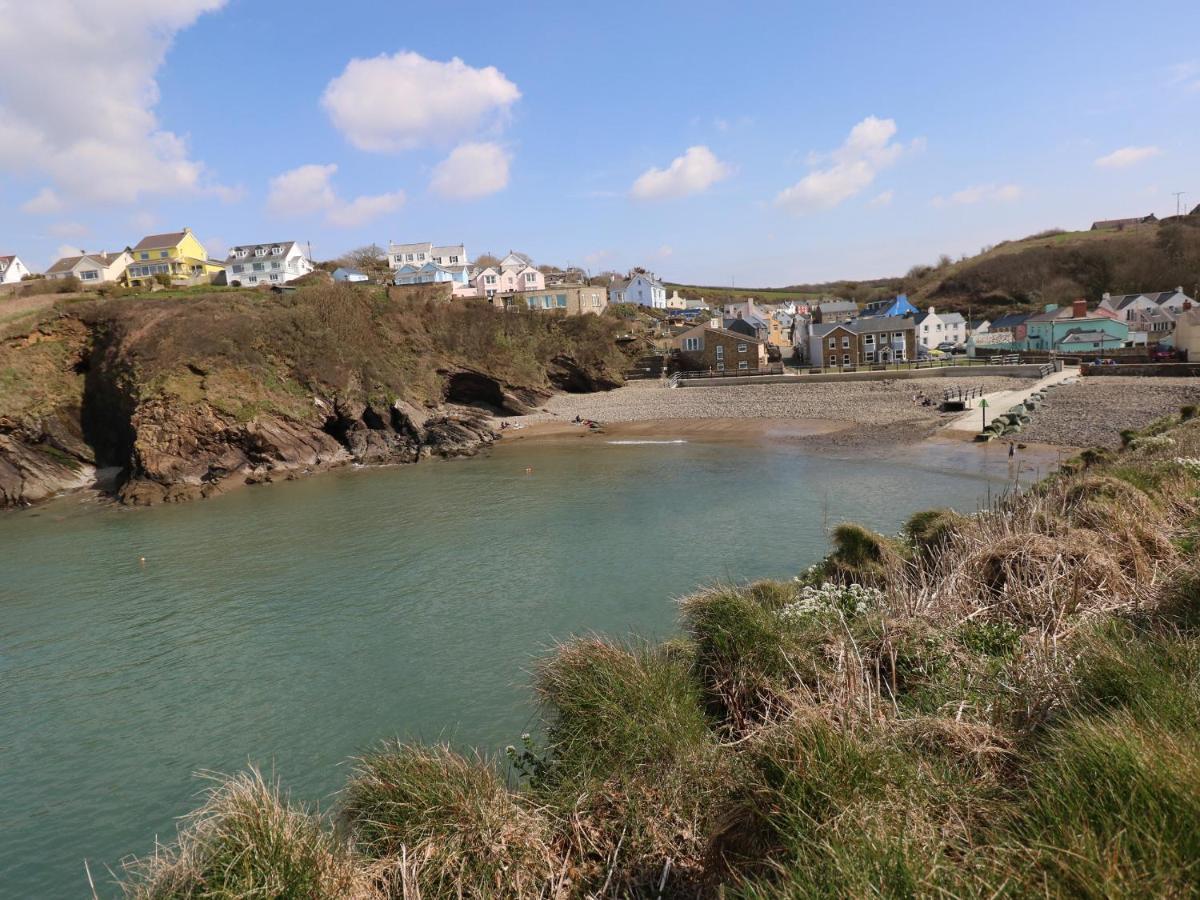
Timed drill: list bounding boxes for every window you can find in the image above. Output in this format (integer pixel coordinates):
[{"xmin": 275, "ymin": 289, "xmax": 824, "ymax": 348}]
[
  {"xmin": 842, "ymin": 336, "xmax": 850, "ymax": 349},
  {"xmin": 738, "ymin": 343, "xmax": 747, "ymax": 353},
  {"xmin": 253, "ymin": 263, "xmax": 265, "ymax": 272},
  {"xmin": 248, "ymin": 276, "xmax": 258, "ymax": 284},
  {"xmin": 269, "ymin": 274, "xmax": 279, "ymax": 282},
  {"xmin": 450, "ymin": 256, "xmax": 459, "ymax": 264},
  {"xmin": 592, "ymin": 295, "xmax": 602, "ymax": 307},
  {"xmin": 140, "ymin": 252, "xmax": 149, "ymax": 260},
  {"xmin": 525, "ymin": 272, "xmax": 536, "ymax": 282},
  {"xmin": 418, "ymin": 253, "xmax": 425, "ymax": 261},
  {"xmin": 738, "ymin": 360, "xmax": 749, "ymax": 370},
  {"xmin": 232, "ymin": 264, "xmax": 244, "ymax": 273},
  {"xmin": 159, "ymin": 250, "xmax": 168, "ymax": 258},
  {"xmin": 80, "ymin": 270, "xmax": 98, "ymax": 281},
  {"xmin": 843, "ymin": 354, "xmax": 851, "ymax": 366},
  {"xmin": 715, "ymin": 345, "xmax": 724, "ymax": 358},
  {"xmin": 864, "ymin": 334, "xmax": 875, "ymax": 345},
  {"xmin": 542, "ymin": 296, "xmax": 554, "ymax": 309},
  {"xmin": 406, "ymin": 254, "xmax": 414, "ymax": 262},
  {"xmin": 865, "ymin": 350, "xmax": 875, "ymax": 362},
  {"xmin": 556, "ymin": 295, "xmax": 567, "ymax": 308},
  {"xmin": 486, "ymin": 274, "xmax": 497, "ymax": 284},
  {"xmin": 828, "ymin": 354, "xmax": 837, "ymax": 367},
  {"xmin": 271, "ymin": 261, "xmax": 281, "ymax": 270},
  {"xmin": 683, "ymin": 337, "xmax": 701, "ymax": 351},
  {"xmin": 716, "ymin": 360, "xmax": 725, "ymax": 370},
  {"xmin": 272, "ymin": 247, "xmax": 283, "ymax": 255},
  {"xmin": 526, "ymin": 297, "xmax": 538, "ymax": 309},
  {"xmin": 828, "ymin": 337, "xmax": 836, "ymax": 349}
]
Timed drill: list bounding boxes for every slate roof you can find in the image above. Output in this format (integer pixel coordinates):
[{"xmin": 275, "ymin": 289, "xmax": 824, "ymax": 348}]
[
  {"xmin": 224, "ymin": 241, "xmax": 299, "ymax": 263},
  {"xmin": 45, "ymin": 251, "xmax": 126, "ymax": 274},
  {"xmin": 1060, "ymin": 329, "xmax": 1118, "ymax": 344},
  {"xmin": 990, "ymin": 312, "xmax": 1030, "ymax": 329},
  {"xmin": 389, "ymin": 242, "xmax": 432, "ymax": 255},
  {"xmin": 132, "ymin": 231, "xmax": 188, "ymax": 251},
  {"xmin": 940, "ymin": 312, "xmax": 966, "ymax": 325},
  {"xmin": 431, "ymin": 244, "xmax": 465, "ymax": 259},
  {"xmin": 817, "ymin": 300, "xmax": 858, "ymax": 314}
]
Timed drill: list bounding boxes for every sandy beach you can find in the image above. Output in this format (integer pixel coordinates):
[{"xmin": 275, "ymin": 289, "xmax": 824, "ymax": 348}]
[{"xmin": 497, "ymin": 373, "xmax": 1200, "ymax": 452}]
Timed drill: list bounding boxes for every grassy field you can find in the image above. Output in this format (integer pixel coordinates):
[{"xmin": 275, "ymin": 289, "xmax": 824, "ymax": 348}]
[{"xmin": 116, "ymin": 411, "xmax": 1200, "ymax": 897}]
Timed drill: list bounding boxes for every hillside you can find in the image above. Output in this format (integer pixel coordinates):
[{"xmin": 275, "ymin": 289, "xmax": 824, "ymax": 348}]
[
  {"xmin": 0, "ymin": 284, "xmax": 631, "ymax": 507},
  {"xmin": 673, "ymin": 215, "xmax": 1200, "ymax": 316}
]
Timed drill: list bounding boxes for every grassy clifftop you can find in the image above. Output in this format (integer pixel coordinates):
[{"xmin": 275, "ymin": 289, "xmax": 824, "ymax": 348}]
[
  {"xmin": 672, "ymin": 215, "xmax": 1200, "ymax": 315},
  {"xmin": 117, "ymin": 412, "xmax": 1200, "ymax": 897},
  {"xmin": 0, "ymin": 284, "xmax": 632, "ymax": 506}
]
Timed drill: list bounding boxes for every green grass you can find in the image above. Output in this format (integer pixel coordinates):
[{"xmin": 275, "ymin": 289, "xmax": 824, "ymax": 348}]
[{"xmin": 115, "ymin": 418, "xmax": 1200, "ymax": 898}]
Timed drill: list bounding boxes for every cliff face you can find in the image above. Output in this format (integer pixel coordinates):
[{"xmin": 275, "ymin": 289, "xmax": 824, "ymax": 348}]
[{"xmin": 0, "ymin": 285, "xmax": 629, "ymax": 508}]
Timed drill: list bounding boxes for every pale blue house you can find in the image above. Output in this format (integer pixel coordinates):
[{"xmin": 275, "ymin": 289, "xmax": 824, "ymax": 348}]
[
  {"xmin": 393, "ymin": 261, "xmax": 472, "ymax": 294},
  {"xmin": 1025, "ymin": 301, "xmax": 1129, "ymax": 351}
]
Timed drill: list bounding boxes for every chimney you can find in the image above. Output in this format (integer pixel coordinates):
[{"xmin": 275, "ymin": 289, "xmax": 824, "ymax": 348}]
[
  {"xmin": 1072, "ymin": 299, "xmax": 1088, "ymax": 319},
  {"xmin": 927, "ymin": 306, "xmax": 935, "ymax": 315},
  {"xmin": 1102, "ymin": 292, "xmax": 1111, "ymax": 302}
]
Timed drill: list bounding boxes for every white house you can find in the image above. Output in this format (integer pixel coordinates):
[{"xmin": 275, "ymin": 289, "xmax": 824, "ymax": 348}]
[
  {"xmin": 624, "ymin": 273, "xmax": 667, "ymax": 308},
  {"xmin": 1100, "ymin": 287, "xmax": 1195, "ymax": 321},
  {"xmin": 44, "ymin": 250, "xmax": 132, "ymax": 284},
  {"xmin": 225, "ymin": 241, "xmax": 313, "ymax": 286},
  {"xmin": 913, "ymin": 306, "xmax": 966, "ymax": 349},
  {"xmin": 332, "ymin": 267, "xmax": 369, "ymax": 283},
  {"xmin": 0, "ymin": 255, "xmax": 31, "ymax": 285},
  {"xmin": 388, "ymin": 241, "xmax": 467, "ymax": 271}
]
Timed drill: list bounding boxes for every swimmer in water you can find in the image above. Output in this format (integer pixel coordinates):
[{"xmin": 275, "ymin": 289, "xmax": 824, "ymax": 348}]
[{"xmin": 524, "ymin": 466, "xmax": 534, "ymax": 475}]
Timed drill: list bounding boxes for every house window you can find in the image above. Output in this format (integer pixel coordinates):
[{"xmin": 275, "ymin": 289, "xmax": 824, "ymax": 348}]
[
  {"xmin": 716, "ymin": 360, "xmax": 725, "ymax": 370},
  {"xmin": 715, "ymin": 345, "xmax": 724, "ymax": 358},
  {"xmin": 232, "ymin": 264, "xmax": 244, "ymax": 273},
  {"xmin": 159, "ymin": 251, "xmax": 168, "ymax": 258},
  {"xmin": 738, "ymin": 360, "xmax": 749, "ymax": 370},
  {"xmin": 272, "ymin": 262, "xmax": 281, "ymax": 270},
  {"xmin": 406, "ymin": 254, "xmax": 414, "ymax": 262},
  {"xmin": 525, "ymin": 272, "xmax": 536, "ymax": 282},
  {"xmin": 253, "ymin": 263, "xmax": 264, "ymax": 272},
  {"xmin": 683, "ymin": 337, "xmax": 701, "ymax": 351},
  {"xmin": 556, "ymin": 295, "xmax": 567, "ymax": 308},
  {"xmin": 248, "ymin": 276, "xmax": 258, "ymax": 284},
  {"xmin": 526, "ymin": 297, "xmax": 538, "ymax": 309},
  {"xmin": 80, "ymin": 270, "xmax": 98, "ymax": 280},
  {"xmin": 486, "ymin": 275, "xmax": 496, "ymax": 284},
  {"xmin": 842, "ymin": 337, "xmax": 850, "ymax": 349},
  {"xmin": 272, "ymin": 247, "xmax": 283, "ymax": 255},
  {"xmin": 450, "ymin": 256, "xmax": 459, "ymax": 264},
  {"xmin": 828, "ymin": 338, "xmax": 836, "ymax": 349},
  {"xmin": 542, "ymin": 296, "xmax": 554, "ymax": 309},
  {"xmin": 865, "ymin": 350, "xmax": 875, "ymax": 362},
  {"xmin": 864, "ymin": 334, "xmax": 875, "ymax": 345},
  {"xmin": 843, "ymin": 354, "xmax": 851, "ymax": 366},
  {"xmin": 140, "ymin": 252, "xmax": 149, "ymax": 260},
  {"xmin": 255, "ymin": 248, "xmax": 266, "ymax": 257},
  {"xmin": 738, "ymin": 343, "xmax": 747, "ymax": 353},
  {"xmin": 418, "ymin": 253, "xmax": 425, "ymax": 261}
]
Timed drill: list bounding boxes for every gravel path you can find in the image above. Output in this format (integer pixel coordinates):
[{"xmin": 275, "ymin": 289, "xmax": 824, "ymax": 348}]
[
  {"xmin": 1019, "ymin": 377, "xmax": 1200, "ymax": 448},
  {"xmin": 524, "ymin": 376, "xmax": 1036, "ymax": 427}
]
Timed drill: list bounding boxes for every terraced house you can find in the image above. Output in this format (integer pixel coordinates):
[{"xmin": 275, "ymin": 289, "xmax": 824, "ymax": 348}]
[
  {"xmin": 223, "ymin": 241, "xmax": 314, "ymax": 286},
  {"xmin": 492, "ymin": 285, "xmax": 608, "ymax": 316},
  {"xmin": 123, "ymin": 229, "xmax": 222, "ymax": 287}
]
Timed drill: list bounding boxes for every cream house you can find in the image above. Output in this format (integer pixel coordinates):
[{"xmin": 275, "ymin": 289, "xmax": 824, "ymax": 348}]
[{"xmin": 44, "ymin": 250, "xmax": 132, "ymax": 284}]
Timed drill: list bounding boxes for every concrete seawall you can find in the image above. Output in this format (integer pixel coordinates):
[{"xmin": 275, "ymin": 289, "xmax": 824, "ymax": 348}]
[{"xmin": 678, "ymin": 363, "xmax": 1055, "ymax": 388}]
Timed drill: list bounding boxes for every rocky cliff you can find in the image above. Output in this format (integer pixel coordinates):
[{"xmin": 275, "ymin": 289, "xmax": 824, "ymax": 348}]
[{"xmin": 0, "ymin": 285, "xmax": 629, "ymax": 508}]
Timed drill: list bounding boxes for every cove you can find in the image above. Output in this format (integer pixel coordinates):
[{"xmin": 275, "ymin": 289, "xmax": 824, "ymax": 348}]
[{"xmin": 0, "ymin": 436, "xmax": 1048, "ymax": 895}]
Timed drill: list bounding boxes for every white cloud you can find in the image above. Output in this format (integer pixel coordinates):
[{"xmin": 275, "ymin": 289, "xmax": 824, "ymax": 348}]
[
  {"xmin": 776, "ymin": 117, "xmax": 914, "ymax": 213},
  {"xmin": 1094, "ymin": 146, "xmax": 1162, "ymax": 168},
  {"xmin": 932, "ymin": 183, "xmax": 1023, "ymax": 206},
  {"xmin": 1167, "ymin": 61, "xmax": 1200, "ymax": 92},
  {"xmin": 267, "ymin": 163, "xmax": 405, "ymax": 228},
  {"xmin": 630, "ymin": 146, "xmax": 733, "ymax": 201},
  {"xmin": 48, "ymin": 222, "xmax": 90, "ymax": 238},
  {"xmin": 21, "ymin": 188, "xmax": 63, "ymax": 215},
  {"xmin": 870, "ymin": 189, "xmax": 894, "ymax": 206},
  {"xmin": 0, "ymin": 0, "xmax": 232, "ymax": 205},
  {"xmin": 429, "ymin": 142, "xmax": 511, "ymax": 199},
  {"xmin": 655, "ymin": 244, "xmax": 674, "ymax": 259},
  {"xmin": 322, "ymin": 52, "xmax": 520, "ymax": 153}
]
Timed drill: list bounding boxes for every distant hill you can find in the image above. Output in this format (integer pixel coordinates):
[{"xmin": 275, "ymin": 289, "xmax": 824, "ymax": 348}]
[{"xmin": 672, "ymin": 214, "xmax": 1200, "ymax": 316}]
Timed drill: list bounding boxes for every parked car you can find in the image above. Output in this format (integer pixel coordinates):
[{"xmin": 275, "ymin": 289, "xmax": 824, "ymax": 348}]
[
  {"xmin": 936, "ymin": 341, "xmax": 957, "ymax": 352},
  {"xmin": 1151, "ymin": 346, "xmax": 1178, "ymax": 362}
]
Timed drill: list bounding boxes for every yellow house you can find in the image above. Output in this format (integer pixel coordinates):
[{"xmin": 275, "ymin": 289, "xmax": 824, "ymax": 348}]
[{"xmin": 123, "ymin": 228, "xmax": 222, "ymax": 287}]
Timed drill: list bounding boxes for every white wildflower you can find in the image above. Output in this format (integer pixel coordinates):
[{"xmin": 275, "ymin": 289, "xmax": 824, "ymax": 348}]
[{"xmin": 780, "ymin": 582, "xmax": 884, "ymax": 622}]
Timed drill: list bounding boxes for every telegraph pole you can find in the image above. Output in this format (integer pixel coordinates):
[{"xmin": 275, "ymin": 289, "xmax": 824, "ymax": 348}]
[{"xmin": 1172, "ymin": 192, "xmax": 1187, "ymax": 216}]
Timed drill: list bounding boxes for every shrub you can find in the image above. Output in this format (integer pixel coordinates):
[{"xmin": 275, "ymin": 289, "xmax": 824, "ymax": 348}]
[
  {"xmin": 341, "ymin": 742, "xmax": 556, "ymax": 897},
  {"xmin": 824, "ymin": 523, "xmax": 907, "ymax": 586},
  {"xmin": 118, "ymin": 768, "xmax": 375, "ymax": 899},
  {"xmin": 904, "ymin": 508, "xmax": 965, "ymax": 556}
]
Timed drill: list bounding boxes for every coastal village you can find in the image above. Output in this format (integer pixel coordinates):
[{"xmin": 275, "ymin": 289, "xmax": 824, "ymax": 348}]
[{"xmin": 4, "ymin": 224, "xmax": 1199, "ymax": 374}]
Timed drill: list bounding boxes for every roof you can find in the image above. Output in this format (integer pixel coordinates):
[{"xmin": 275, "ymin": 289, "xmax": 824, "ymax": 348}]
[
  {"xmin": 939, "ymin": 312, "xmax": 966, "ymax": 325},
  {"xmin": 501, "ymin": 251, "xmax": 533, "ymax": 266},
  {"xmin": 849, "ymin": 316, "xmax": 915, "ymax": 335},
  {"xmin": 1060, "ymin": 329, "xmax": 1119, "ymax": 344},
  {"xmin": 679, "ymin": 323, "xmax": 765, "ymax": 344},
  {"xmin": 609, "ymin": 278, "xmax": 630, "ymax": 291},
  {"xmin": 431, "ymin": 244, "xmax": 465, "ymax": 258},
  {"xmin": 0, "ymin": 255, "xmax": 18, "ymax": 265},
  {"xmin": 991, "ymin": 312, "xmax": 1030, "ymax": 329},
  {"xmin": 817, "ymin": 300, "xmax": 858, "ymax": 313},
  {"xmin": 133, "ymin": 231, "xmax": 188, "ymax": 251},
  {"xmin": 333, "ymin": 267, "xmax": 366, "ymax": 277},
  {"xmin": 44, "ymin": 251, "xmax": 125, "ymax": 274},
  {"xmin": 224, "ymin": 241, "xmax": 299, "ymax": 262},
  {"xmin": 389, "ymin": 242, "xmax": 432, "ymax": 255},
  {"xmin": 631, "ymin": 273, "xmax": 664, "ymax": 289}
]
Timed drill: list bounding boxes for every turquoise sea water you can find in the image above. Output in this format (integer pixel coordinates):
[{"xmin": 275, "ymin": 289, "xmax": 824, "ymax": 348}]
[{"xmin": 0, "ymin": 436, "xmax": 1053, "ymax": 895}]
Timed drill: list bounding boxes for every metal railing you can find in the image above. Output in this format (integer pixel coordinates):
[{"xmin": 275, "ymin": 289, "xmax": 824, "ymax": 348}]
[
  {"xmin": 793, "ymin": 355, "xmax": 1020, "ymax": 375},
  {"xmin": 674, "ymin": 364, "xmax": 786, "ymax": 379},
  {"xmin": 943, "ymin": 385, "xmax": 984, "ymax": 403}
]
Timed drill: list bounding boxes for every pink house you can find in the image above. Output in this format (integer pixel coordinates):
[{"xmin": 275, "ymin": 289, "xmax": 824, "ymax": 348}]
[{"xmin": 472, "ymin": 251, "xmax": 545, "ymax": 299}]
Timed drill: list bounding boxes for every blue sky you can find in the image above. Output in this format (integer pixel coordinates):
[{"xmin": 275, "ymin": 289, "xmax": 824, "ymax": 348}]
[{"xmin": 2, "ymin": 0, "xmax": 1198, "ymax": 284}]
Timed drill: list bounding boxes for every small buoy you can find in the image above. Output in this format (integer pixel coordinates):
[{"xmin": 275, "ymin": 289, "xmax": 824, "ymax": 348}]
[
  {"xmin": 524, "ymin": 466, "xmax": 533, "ymax": 475},
  {"xmin": 139, "ymin": 556, "xmax": 146, "ymax": 566}
]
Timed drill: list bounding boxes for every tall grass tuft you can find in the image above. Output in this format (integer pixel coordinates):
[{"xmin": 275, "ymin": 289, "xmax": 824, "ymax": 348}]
[
  {"xmin": 118, "ymin": 768, "xmax": 377, "ymax": 899},
  {"xmin": 340, "ymin": 741, "xmax": 557, "ymax": 898}
]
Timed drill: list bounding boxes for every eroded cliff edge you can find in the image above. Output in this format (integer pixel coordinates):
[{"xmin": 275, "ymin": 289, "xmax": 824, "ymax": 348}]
[{"xmin": 0, "ymin": 285, "xmax": 628, "ymax": 508}]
